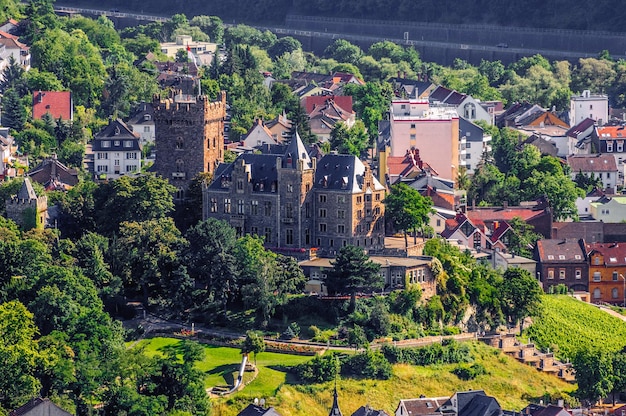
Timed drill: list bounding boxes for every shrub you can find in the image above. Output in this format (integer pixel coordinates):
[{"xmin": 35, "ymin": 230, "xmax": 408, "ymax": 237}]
[
  {"xmin": 295, "ymin": 353, "xmax": 343, "ymax": 383},
  {"xmin": 342, "ymin": 350, "xmax": 392, "ymax": 380},
  {"xmin": 452, "ymin": 363, "xmax": 487, "ymax": 380},
  {"xmin": 380, "ymin": 340, "xmax": 472, "ymax": 366}
]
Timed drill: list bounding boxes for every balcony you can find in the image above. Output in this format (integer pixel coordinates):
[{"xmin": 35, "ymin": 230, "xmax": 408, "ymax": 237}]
[{"xmin": 172, "ymin": 172, "xmax": 186, "ymax": 179}]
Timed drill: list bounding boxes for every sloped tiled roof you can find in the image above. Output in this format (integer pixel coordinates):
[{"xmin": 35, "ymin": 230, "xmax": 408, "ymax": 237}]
[
  {"xmin": 92, "ymin": 119, "xmax": 141, "ymax": 152},
  {"xmin": 567, "ymin": 118, "xmax": 596, "ymax": 138},
  {"xmin": 397, "ymin": 398, "xmax": 445, "ymax": 416},
  {"xmin": 16, "ymin": 177, "xmax": 37, "ymax": 201},
  {"xmin": 237, "ymin": 404, "xmax": 282, "ymax": 416},
  {"xmin": 567, "ymin": 154, "xmax": 617, "ymax": 173},
  {"xmin": 303, "ymin": 95, "xmax": 354, "ymax": 115},
  {"xmin": 314, "ymin": 154, "xmax": 384, "ymax": 192},
  {"xmin": 351, "ymin": 406, "xmax": 389, "ymax": 416},
  {"xmin": 32, "ymin": 91, "xmax": 72, "ymax": 120},
  {"xmin": 586, "ymin": 241, "xmax": 626, "ymax": 265},
  {"xmin": 28, "ymin": 155, "xmax": 79, "ymax": 189},
  {"xmin": 536, "ymin": 239, "xmax": 587, "ymax": 263},
  {"xmin": 596, "ymin": 125, "xmax": 626, "ymax": 140}
]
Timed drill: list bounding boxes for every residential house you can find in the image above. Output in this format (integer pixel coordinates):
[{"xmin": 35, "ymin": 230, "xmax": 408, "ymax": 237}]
[
  {"xmin": 9, "ymin": 398, "xmax": 73, "ymax": 416},
  {"xmin": 570, "ymin": 90, "xmax": 609, "ymax": 127},
  {"xmin": 587, "ymin": 242, "xmax": 626, "ymax": 305},
  {"xmin": 521, "ymin": 404, "xmax": 572, "ymax": 416},
  {"xmin": 299, "ymin": 255, "xmax": 436, "ymax": 296},
  {"xmin": 520, "ymin": 135, "xmax": 558, "ymax": 158},
  {"xmin": 534, "ymin": 238, "xmax": 588, "ymax": 292},
  {"xmin": 203, "ymin": 132, "xmax": 386, "ymax": 257},
  {"xmin": 159, "ymin": 35, "xmax": 217, "ymax": 60},
  {"xmin": 389, "ymin": 76, "xmax": 435, "ymax": 99},
  {"xmin": 429, "ymin": 85, "xmax": 493, "ymax": 125},
  {"xmin": 466, "ymin": 197, "xmax": 553, "ymax": 239},
  {"xmin": 32, "ymin": 91, "xmax": 73, "ymax": 121},
  {"xmin": 237, "ymin": 403, "xmax": 282, "ymax": 416},
  {"xmin": 589, "ymin": 196, "xmax": 626, "ymax": 222},
  {"xmin": 0, "ymin": 19, "xmax": 19, "ymax": 36},
  {"xmin": 385, "ymin": 98, "xmax": 459, "ymax": 182},
  {"xmin": 496, "ymin": 102, "xmax": 544, "ymax": 129},
  {"xmin": 440, "ymin": 212, "xmax": 510, "ymax": 253},
  {"xmin": 395, "ymin": 397, "xmax": 446, "ymax": 416},
  {"xmin": 575, "ymin": 188, "xmax": 604, "ymax": 219},
  {"xmin": 91, "ymin": 119, "xmax": 142, "ymax": 180},
  {"xmin": 407, "ymin": 175, "xmax": 464, "ymax": 235},
  {"xmin": 352, "ymin": 405, "xmax": 390, "ymax": 416},
  {"xmin": 513, "ymin": 110, "xmax": 570, "ymax": 157},
  {"xmin": 265, "ymin": 111, "xmax": 293, "ymax": 143},
  {"xmin": 28, "ymin": 153, "xmax": 79, "ymax": 190},
  {"xmin": 127, "ymin": 102, "xmax": 156, "ymax": 146},
  {"xmin": 384, "ymin": 148, "xmax": 436, "ymax": 185},
  {"xmin": 459, "ymin": 117, "xmax": 491, "ymax": 174},
  {"xmin": 290, "ymin": 71, "xmax": 364, "ymax": 95},
  {"xmin": 0, "ymin": 127, "xmax": 15, "ymax": 179},
  {"xmin": 592, "ymin": 124, "xmax": 626, "ymax": 176},
  {"xmin": 491, "ymin": 250, "xmax": 536, "ymax": 273},
  {"xmin": 568, "ymin": 154, "xmax": 618, "ymax": 192},
  {"xmin": 0, "ymin": 30, "xmax": 30, "ymax": 71},
  {"xmin": 241, "ymin": 118, "xmax": 281, "ymax": 148},
  {"xmin": 438, "ymin": 390, "xmax": 502, "ymax": 416},
  {"xmin": 567, "ymin": 118, "xmax": 596, "ymax": 155},
  {"xmin": 302, "ymin": 95, "xmax": 356, "ymax": 142}
]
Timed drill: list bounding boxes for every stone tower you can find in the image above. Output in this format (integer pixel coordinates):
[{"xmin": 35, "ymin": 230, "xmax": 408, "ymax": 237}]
[
  {"xmin": 5, "ymin": 177, "xmax": 47, "ymax": 230},
  {"xmin": 152, "ymin": 90, "xmax": 226, "ymax": 198}
]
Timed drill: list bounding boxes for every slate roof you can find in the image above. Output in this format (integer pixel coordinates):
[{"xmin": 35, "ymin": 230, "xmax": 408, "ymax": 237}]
[
  {"xmin": 351, "ymin": 405, "xmax": 389, "ymax": 416},
  {"xmin": 210, "ymin": 153, "xmax": 281, "ymax": 193},
  {"xmin": 237, "ymin": 404, "xmax": 282, "ymax": 416},
  {"xmin": 567, "ymin": 154, "xmax": 617, "ymax": 173},
  {"xmin": 314, "ymin": 154, "xmax": 385, "ymax": 193},
  {"xmin": 567, "ymin": 118, "xmax": 595, "ymax": 138},
  {"xmin": 460, "ymin": 118, "xmax": 484, "ymax": 142},
  {"xmin": 535, "ymin": 239, "xmax": 587, "ymax": 263},
  {"xmin": 32, "ymin": 91, "xmax": 72, "ymax": 120},
  {"xmin": 459, "ymin": 394, "xmax": 501, "ymax": 416},
  {"xmin": 9, "ymin": 398, "xmax": 73, "ymax": 416},
  {"xmin": 522, "ymin": 404, "xmax": 571, "ymax": 416},
  {"xmin": 92, "ymin": 119, "xmax": 141, "ymax": 152},
  {"xmin": 127, "ymin": 102, "xmax": 154, "ymax": 126}
]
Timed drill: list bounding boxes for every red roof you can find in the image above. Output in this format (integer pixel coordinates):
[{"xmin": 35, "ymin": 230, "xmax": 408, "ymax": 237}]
[
  {"xmin": 33, "ymin": 91, "xmax": 72, "ymax": 120},
  {"xmin": 303, "ymin": 95, "xmax": 353, "ymax": 114}
]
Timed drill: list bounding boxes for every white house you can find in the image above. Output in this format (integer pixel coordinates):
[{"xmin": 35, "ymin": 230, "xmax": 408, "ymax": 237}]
[
  {"xmin": 128, "ymin": 102, "xmax": 155, "ymax": 146},
  {"xmin": 241, "ymin": 118, "xmax": 279, "ymax": 148},
  {"xmin": 459, "ymin": 117, "xmax": 491, "ymax": 174},
  {"xmin": 570, "ymin": 90, "xmax": 609, "ymax": 126},
  {"xmin": 92, "ymin": 119, "xmax": 142, "ymax": 180},
  {"xmin": 589, "ymin": 196, "xmax": 626, "ymax": 222},
  {"xmin": 568, "ymin": 154, "xmax": 619, "ymax": 192}
]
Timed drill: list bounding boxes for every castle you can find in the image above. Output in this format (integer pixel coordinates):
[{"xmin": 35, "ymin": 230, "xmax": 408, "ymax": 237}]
[
  {"xmin": 152, "ymin": 90, "xmax": 227, "ymax": 199},
  {"xmin": 202, "ymin": 132, "xmax": 386, "ymax": 257},
  {"xmin": 5, "ymin": 177, "xmax": 47, "ymax": 230}
]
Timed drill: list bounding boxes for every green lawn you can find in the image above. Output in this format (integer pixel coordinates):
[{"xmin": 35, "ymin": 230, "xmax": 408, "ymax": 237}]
[{"xmin": 131, "ymin": 337, "xmax": 312, "ymax": 396}]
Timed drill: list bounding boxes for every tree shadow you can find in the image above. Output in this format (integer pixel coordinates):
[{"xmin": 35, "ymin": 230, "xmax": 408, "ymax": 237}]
[
  {"xmin": 266, "ymin": 365, "xmax": 300, "ymax": 385},
  {"xmin": 206, "ymin": 363, "xmax": 238, "ymax": 386}
]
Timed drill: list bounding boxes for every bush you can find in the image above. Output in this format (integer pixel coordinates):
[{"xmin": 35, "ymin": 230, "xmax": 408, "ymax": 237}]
[
  {"xmin": 308, "ymin": 325, "xmax": 337, "ymax": 343},
  {"xmin": 295, "ymin": 353, "xmax": 343, "ymax": 383},
  {"xmin": 342, "ymin": 350, "xmax": 392, "ymax": 380},
  {"xmin": 282, "ymin": 322, "xmax": 300, "ymax": 339},
  {"xmin": 380, "ymin": 340, "xmax": 472, "ymax": 366},
  {"xmin": 452, "ymin": 363, "xmax": 487, "ymax": 380}
]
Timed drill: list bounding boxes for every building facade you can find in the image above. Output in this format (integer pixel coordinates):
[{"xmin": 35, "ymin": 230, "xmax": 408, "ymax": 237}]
[
  {"xmin": 587, "ymin": 242, "xmax": 626, "ymax": 305},
  {"xmin": 534, "ymin": 238, "xmax": 588, "ymax": 293},
  {"xmin": 5, "ymin": 177, "xmax": 47, "ymax": 229},
  {"xmin": 203, "ymin": 133, "xmax": 386, "ymax": 256},
  {"xmin": 91, "ymin": 119, "xmax": 142, "ymax": 180},
  {"xmin": 153, "ymin": 91, "xmax": 226, "ymax": 198},
  {"xmin": 570, "ymin": 90, "xmax": 609, "ymax": 127}
]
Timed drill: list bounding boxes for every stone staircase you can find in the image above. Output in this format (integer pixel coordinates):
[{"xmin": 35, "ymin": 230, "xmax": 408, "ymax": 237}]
[{"xmin": 479, "ymin": 334, "xmax": 576, "ymax": 383}]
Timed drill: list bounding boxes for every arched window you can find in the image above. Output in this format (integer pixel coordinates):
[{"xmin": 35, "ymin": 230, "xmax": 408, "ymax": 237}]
[
  {"xmin": 176, "ymin": 137, "xmax": 184, "ymax": 149},
  {"xmin": 176, "ymin": 159, "xmax": 184, "ymax": 172},
  {"xmin": 464, "ymin": 103, "xmax": 476, "ymax": 119},
  {"xmin": 176, "ymin": 188, "xmax": 185, "ymax": 200}
]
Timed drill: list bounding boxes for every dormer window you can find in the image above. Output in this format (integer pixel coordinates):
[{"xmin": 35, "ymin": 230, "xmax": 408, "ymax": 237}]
[
  {"xmin": 114, "ymin": 140, "xmax": 120, "ymax": 146},
  {"xmin": 124, "ymin": 141, "xmax": 133, "ymax": 147},
  {"xmin": 143, "ymin": 114, "xmax": 151, "ymax": 121},
  {"xmin": 114, "ymin": 126, "xmax": 120, "ymax": 135},
  {"xmin": 101, "ymin": 140, "xmax": 110, "ymax": 148}
]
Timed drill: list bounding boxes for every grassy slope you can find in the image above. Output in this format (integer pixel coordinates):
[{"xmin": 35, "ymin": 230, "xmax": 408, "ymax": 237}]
[
  {"xmin": 130, "ymin": 338, "xmax": 573, "ymax": 416},
  {"xmin": 526, "ymin": 295, "xmax": 626, "ymax": 360}
]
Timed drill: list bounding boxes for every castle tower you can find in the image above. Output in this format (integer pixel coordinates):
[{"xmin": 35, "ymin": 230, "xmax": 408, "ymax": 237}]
[
  {"xmin": 152, "ymin": 90, "xmax": 226, "ymax": 198},
  {"xmin": 5, "ymin": 177, "xmax": 47, "ymax": 230}
]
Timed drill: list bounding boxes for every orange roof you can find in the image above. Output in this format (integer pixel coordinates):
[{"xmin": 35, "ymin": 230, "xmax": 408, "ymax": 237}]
[
  {"xmin": 303, "ymin": 95, "xmax": 353, "ymax": 114},
  {"xmin": 597, "ymin": 125, "xmax": 626, "ymax": 139}
]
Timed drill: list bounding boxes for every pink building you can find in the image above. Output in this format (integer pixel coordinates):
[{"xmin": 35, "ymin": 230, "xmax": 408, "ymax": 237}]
[{"xmin": 388, "ymin": 98, "xmax": 459, "ymax": 182}]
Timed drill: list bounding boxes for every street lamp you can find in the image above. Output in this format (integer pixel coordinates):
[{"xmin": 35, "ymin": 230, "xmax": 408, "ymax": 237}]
[{"xmin": 619, "ymin": 273, "xmax": 626, "ymax": 308}]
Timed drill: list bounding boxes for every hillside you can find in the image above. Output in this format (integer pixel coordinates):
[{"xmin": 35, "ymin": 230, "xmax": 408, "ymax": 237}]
[
  {"xmin": 525, "ymin": 295, "xmax": 626, "ymax": 361},
  {"xmin": 56, "ymin": 0, "xmax": 626, "ymax": 31},
  {"xmin": 210, "ymin": 342, "xmax": 574, "ymax": 416}
]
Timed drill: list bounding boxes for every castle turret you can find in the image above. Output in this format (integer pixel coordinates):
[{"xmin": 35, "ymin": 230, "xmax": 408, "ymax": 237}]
[
  {"xmin": 152, "ymin": 90, "xmax": 227, "ymax": 200},
  {"xmin": 5, "ymin": 177, "xmax": 47, "ymax": 230}
]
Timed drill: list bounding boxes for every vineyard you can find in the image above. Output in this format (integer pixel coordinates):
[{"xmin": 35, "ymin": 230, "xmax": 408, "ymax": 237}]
[{"xmin": 525, "ymin": 295, "xmax": 626, "ymax": 361}]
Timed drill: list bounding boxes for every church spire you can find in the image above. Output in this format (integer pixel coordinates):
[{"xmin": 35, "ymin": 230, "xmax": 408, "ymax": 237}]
[{"xmin": 329, "ymin": 386, "xmax": 342, "ymax": 416}]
